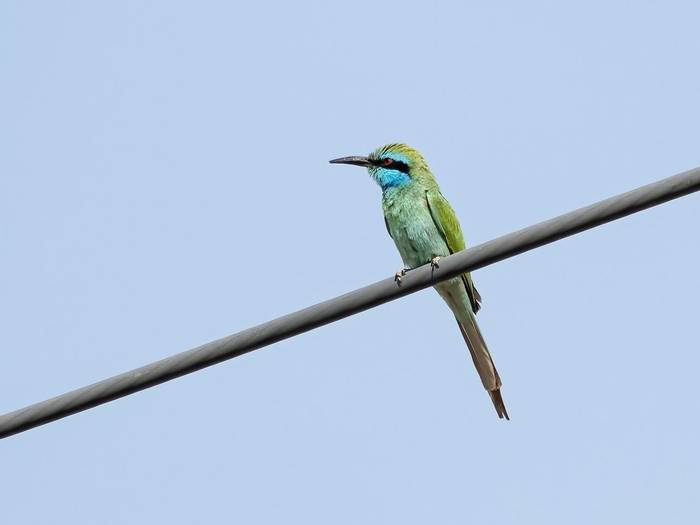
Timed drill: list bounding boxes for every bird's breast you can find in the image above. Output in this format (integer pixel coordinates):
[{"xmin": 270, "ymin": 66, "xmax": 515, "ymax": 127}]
[{"xmin": 383, "ymin": 190, "xmax": 450, "ymax": 268}]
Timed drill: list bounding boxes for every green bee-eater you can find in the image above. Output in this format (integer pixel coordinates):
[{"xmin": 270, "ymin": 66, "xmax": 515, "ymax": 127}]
[{"xmin": 330, "ymin": 143, "xmax": 508, "ymax": 419}]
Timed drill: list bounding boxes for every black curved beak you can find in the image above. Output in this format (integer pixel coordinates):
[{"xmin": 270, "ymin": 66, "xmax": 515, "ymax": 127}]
[{"xmin": 329, "ymin": 156, "xmax": 372, "ymax": 168}]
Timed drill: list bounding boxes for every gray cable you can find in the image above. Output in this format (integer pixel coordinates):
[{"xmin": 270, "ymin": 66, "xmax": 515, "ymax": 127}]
[{"xmin": 2, "ymin": 166, "xmax": 699, "ymax": 439}]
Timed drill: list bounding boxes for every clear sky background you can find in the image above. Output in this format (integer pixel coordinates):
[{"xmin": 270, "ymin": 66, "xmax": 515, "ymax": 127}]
[{"xmin": 2, "ymin": 2, "xmax": 699, "ymax": 523}]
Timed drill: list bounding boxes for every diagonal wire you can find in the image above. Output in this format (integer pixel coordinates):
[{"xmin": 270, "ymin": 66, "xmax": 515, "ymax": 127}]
[{"xmin": 1, "ymin": 166, "xmax": 699, "ymax": 439}]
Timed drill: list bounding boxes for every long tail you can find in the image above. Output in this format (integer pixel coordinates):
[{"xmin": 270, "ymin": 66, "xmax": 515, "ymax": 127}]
[{"xmin": 455, "ymin": 314, "xmax": 509, "ymax": 420}]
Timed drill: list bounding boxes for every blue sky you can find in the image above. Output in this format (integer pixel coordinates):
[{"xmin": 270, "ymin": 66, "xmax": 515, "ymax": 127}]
[{"xmin": 2, "ymin": 2, "xmax": 699, "ymax": 523}]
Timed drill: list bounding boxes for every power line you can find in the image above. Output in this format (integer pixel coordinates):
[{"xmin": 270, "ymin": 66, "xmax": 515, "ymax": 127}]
[{"xmin": 1, "ymin": 166, "xmax": 699, "ymax": 439}]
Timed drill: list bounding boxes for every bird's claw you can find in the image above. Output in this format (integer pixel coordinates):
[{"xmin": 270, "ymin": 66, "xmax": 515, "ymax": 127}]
[
  {"xmin": 394, "ymin": 268, "xmax": 409, "ymax": 286},
  {"xmin": 430, "ymin": 256, "xmax": 441, "ymax": 269}
]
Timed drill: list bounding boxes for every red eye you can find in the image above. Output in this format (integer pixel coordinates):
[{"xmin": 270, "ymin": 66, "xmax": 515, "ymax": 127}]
[{"xmin": 383, "ymin": 158, "xmax": 394, "ymax": 166}]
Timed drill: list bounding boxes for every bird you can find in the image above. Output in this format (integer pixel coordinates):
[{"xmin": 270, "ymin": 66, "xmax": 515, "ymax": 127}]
[{"xmin": 330, "ymin": 143, "xmax": 508, "ymax": 420}]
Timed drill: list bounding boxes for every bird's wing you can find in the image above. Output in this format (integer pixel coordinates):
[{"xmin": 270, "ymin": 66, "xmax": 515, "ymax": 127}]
[
  {"xmin": 425, "ymin": 189, "xmax": 482, "ymax": 313},
  {"xmin": 384, "ymin": 216, "xmax": 393, "ymax": 239}
]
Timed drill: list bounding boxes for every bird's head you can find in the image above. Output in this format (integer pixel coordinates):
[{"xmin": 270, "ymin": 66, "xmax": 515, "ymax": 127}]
[{"xmin": 330, "ymin": 143, "xmax": 429, "ymax": 191}]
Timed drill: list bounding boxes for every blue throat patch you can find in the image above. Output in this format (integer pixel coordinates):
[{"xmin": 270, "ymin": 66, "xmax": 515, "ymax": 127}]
[
  {"xmin": 372, "ymin": 167, "xmax": 411, "ymax": 191},
  {"xmin": 370, "ymin": 151, "xmax": 412, "ymax": 191}
]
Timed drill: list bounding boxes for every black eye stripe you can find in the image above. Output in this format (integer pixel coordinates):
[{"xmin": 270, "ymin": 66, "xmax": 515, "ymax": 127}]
[{"xmin": 371, "ymin": 159, "xmax": 410, "ymax": 173}]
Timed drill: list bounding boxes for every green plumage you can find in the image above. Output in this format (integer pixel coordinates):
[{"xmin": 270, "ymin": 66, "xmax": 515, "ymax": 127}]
[{"xmin": 331, "ymin": 144, "xmax": 508, "ymax": 419}]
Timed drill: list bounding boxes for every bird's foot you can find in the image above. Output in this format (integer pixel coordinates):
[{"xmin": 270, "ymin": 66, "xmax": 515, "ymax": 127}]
[
  {"xmin": 430, "ymin": 256, "xmax": 441, "ymax": 269},
  {"xmin": 394, "ymin": 267, "xmax": 410, "ymax": 286}
]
